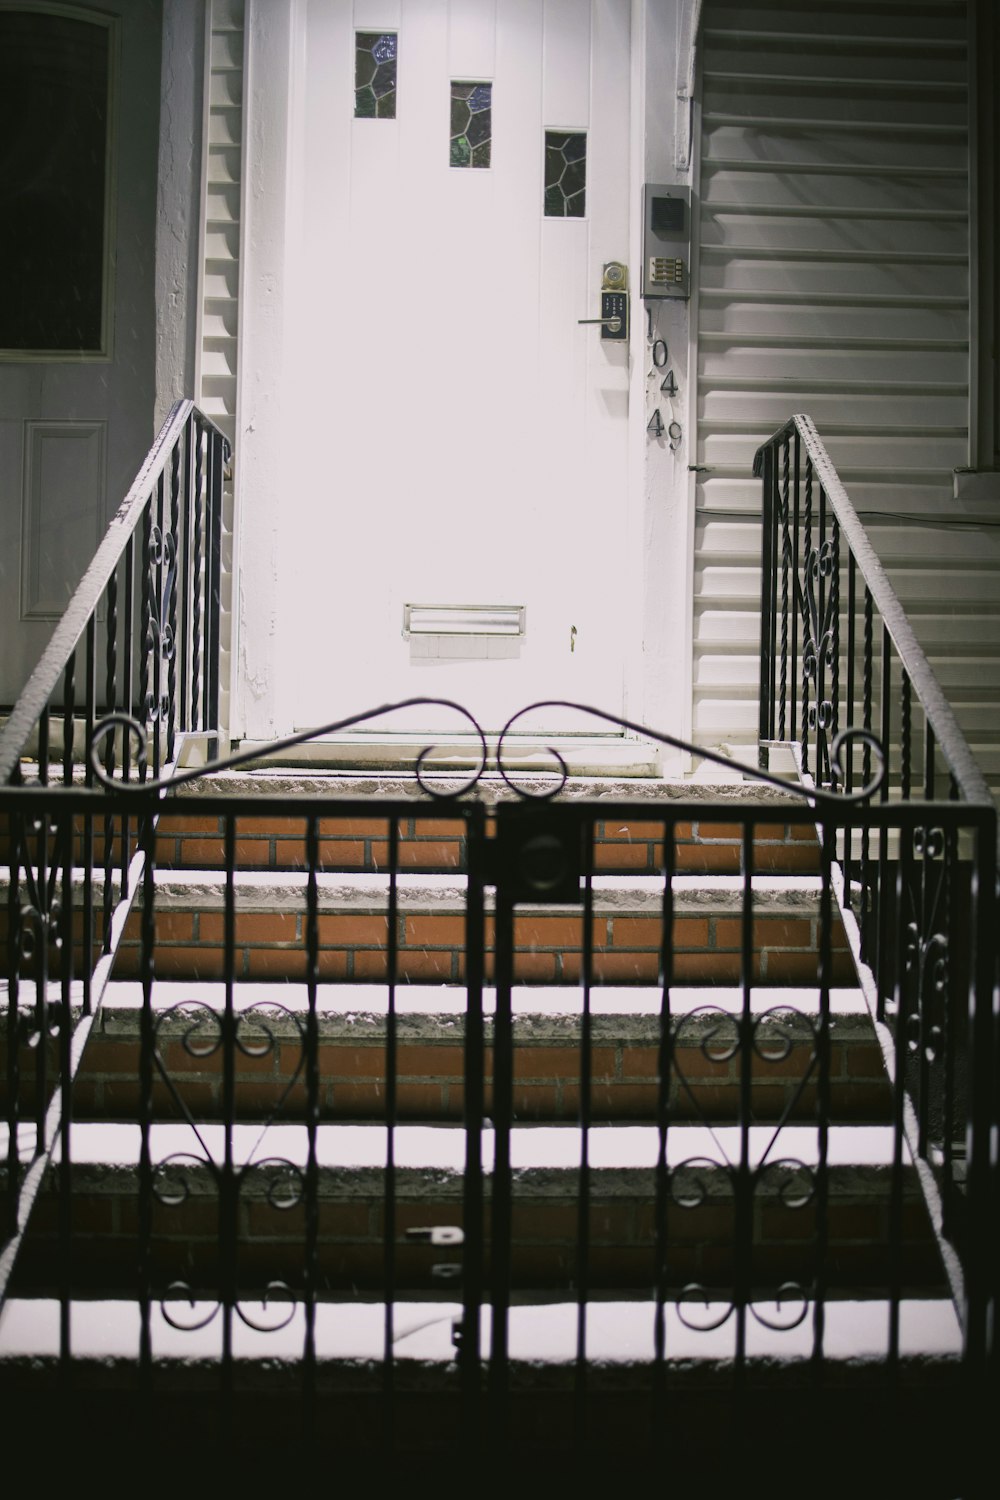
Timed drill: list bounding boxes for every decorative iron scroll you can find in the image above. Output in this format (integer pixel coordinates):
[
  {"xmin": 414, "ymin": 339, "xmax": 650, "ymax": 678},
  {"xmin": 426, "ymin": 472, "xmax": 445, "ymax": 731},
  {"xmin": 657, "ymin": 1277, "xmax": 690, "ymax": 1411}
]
[
  {"xmin": 87, "ymin": 697, "xmax": 886, "ymax": 805},
  {"xmin": 148, "ymin": 998, "xmax": 306, "ymax": 1334}
]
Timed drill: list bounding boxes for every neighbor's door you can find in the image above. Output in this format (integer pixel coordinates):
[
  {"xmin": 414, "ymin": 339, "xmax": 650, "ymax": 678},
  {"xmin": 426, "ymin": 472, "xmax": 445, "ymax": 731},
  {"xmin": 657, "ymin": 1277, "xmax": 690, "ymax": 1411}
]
[
  {"xmin": 285, "ymin": 0, "xmax": 632, "ymax": 734},
  {"xmin": 0, "ymin": 1, "xmax": 160, "ymax": 707}
]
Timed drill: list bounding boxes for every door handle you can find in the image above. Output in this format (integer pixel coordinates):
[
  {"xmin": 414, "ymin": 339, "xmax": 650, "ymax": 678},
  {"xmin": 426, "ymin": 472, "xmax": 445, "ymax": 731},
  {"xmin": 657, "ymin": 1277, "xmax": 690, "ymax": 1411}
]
[{"xmin": 578, "ymin": 263, "xmax": 629, "ymax": 341}]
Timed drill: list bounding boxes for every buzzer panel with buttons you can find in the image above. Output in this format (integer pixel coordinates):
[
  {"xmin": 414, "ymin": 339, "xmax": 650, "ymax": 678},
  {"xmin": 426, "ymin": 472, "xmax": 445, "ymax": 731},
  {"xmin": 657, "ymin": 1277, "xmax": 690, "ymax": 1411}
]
[{"xmin": 641, "ymin": 184, "xmax": 691, "ymax": 300}]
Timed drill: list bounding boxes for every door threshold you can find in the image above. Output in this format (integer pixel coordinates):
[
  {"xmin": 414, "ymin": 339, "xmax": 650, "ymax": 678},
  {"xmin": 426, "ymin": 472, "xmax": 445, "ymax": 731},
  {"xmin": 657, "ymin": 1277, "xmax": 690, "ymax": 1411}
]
[{"xmin": 235, "ymin": 732, "xmax": 663, "ymax": 778}]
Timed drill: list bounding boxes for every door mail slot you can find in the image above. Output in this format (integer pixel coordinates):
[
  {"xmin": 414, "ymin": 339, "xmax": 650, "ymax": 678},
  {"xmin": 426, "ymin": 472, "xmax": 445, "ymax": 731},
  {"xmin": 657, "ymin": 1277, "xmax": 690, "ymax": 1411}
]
[{"xmin": 403, "ymin": 604, "xmax": 526, "ymax": 637}]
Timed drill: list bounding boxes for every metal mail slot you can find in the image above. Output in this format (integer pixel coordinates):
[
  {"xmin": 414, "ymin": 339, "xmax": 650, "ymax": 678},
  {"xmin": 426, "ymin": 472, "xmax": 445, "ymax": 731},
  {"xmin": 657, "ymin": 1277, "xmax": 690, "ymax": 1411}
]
[{"xmin": 403, "ymin": 604, "xmax": 526, "ymax": 637}]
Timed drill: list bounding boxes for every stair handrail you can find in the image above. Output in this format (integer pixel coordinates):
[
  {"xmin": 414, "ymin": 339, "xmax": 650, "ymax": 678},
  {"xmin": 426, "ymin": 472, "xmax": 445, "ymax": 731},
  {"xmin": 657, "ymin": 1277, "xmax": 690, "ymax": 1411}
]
[
  {"xmin": 0, "ymin": 399, "xmax": 231, "ymax": 786},
  {"xmin": 754, "ymin": 413, "xmax": 994, "ymax": 811}
]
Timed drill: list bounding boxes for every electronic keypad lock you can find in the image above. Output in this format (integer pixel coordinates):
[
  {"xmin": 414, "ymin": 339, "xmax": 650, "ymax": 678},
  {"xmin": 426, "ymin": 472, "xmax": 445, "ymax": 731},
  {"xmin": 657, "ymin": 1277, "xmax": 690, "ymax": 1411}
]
[
  {"xmin": 577, "ymin": 261, "xmax": 629, "ymax": 341},
  {"xmin": 642, "ymin": 185, "xmax": 691, "ymax": 299}
]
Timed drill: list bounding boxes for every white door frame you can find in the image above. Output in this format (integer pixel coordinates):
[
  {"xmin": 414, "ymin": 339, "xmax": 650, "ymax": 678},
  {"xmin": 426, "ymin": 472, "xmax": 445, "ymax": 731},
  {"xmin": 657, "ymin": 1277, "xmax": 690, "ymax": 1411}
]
[{"xmin": 230, "ymin": 0, "xmax": 697, "ymax": 774}]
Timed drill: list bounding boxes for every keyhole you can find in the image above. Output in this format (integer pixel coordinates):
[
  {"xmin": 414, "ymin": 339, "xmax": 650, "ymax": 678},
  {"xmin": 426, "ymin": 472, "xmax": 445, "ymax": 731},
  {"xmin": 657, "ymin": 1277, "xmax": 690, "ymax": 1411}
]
[{"xmin": 570, "ymin": 625, "xmax": 577, "ymax": 653}]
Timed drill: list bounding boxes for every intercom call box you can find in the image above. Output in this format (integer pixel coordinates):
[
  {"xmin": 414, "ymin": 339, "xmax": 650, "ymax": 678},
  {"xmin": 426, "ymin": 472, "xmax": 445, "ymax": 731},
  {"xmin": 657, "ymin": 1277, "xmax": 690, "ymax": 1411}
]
[{"xmin": 641, "ymin": 184, "xmax": 691, "ymax": 300}]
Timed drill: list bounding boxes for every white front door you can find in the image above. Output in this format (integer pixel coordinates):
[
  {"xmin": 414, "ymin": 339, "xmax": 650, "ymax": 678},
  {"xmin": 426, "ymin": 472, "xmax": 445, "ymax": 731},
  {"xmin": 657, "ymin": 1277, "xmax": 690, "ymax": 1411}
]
[
  {"xmin": 0, "ymin": 1, "xmax": 160, "ymax": 707},
  {"xmin": 283, "ymin": 0, "xmax": 633, "ymax": 736}
]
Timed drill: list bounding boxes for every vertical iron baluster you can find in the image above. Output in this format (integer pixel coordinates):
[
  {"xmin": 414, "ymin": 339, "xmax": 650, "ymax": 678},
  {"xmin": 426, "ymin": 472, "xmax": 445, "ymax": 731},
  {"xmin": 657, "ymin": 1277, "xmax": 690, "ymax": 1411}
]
[
  {"xmin": 860, "ymin": 589, "xmax": 874, "ymax": 967},
  {"xmin": 940, "ymin": 824, "xmax": 958, "ymax": 1239},
  {"xmin": 574, "ymin": 821, "xmax": 595, "ymax": 1450},
  {"xmin": 963, "ymin": 816, "xmax": 998, "ymax": 1377},
  {"xmin": 830, "ymin": 513, "xmax": 840, "ymax": 769},
  {"xmin": 207, "ymin": 433, "xmax": 225, "ymax": 735},
  {"xmin": 220, "ymin": 813, "xmax": 236, "ymax": 1436},
  {"xmin": 192, "ymin": 419, "xmax": 204, "ymax": 731},
  {"xmin": 735, "ymin": 823, "xmax": 754, "ymax": 1384},
  {"xmin": 900, "ymin": 669, "xmax": 912, "ymax": 803},
  {"xmin": 886, "ymin": 849, "xmax": 907, "ymax": 1385},
  {"xmin": 102, "ymin": 567, "xmax": 118, "ymax": 952},
  {"xmin": 83, "ymin": 620, "xmax": 96, "ymax": 1014},
  {"xmin": 58, "ymin": 809, "xmax": 73, "ymax": 1391},
  {"xmin": 652, "ymin": 821, "xmax": 675, "ymax": 1427},
  {"xmin": 32, "ymin": 715, "xmax": 50, "ymax": 1151},
  {"xmin": 62, "ymin": 653, "xmax": 75, "ymax": 788},
  {"xmin": 140, "ymin": 499, "xmax": 152, "ymax": 786},
  {"xmin": 462, "ymin": 803, "xmax": 487, "ymax": 1449},
  {"xmin": 923, "ymin": 722, "xmax": 936, "ymax": 803},
  {"xmin": 303, "ymin": 813, "xmax": 320, "ymax": 1443},
  {"xmin": 791, "ymin": 429, "xmax": 800, "ymax": 743},
  {"xmin": 801, "ymin": 458, "xmax": 813, "ymax": 779},
  {"xmin": 779, "ymin": 436, "xmax": 791, "ymax": 740},
  {"xmin": 121, "ymin": 537, "xmax": 135, "ymax": 902},
  {"xmin": 490, "ymin": 882, "xmax": 514, "ymax": 1450},
  {"xmin": 812, "ymin": 819, "xmax": 834, "ymax": 1382},
  {"xmin": 137, "ymin": 810, "xmax": 156, "ymax": 1412},
  {"xmin": 180, "ymin": 418, "xmax": 193, "ymax": 734},
  {"xmin": 817, "ymin": 481, "xmax": 828, "ymax": 783},
  {"xmin": 152, "ymin": 474, "xmax": 164, "ymax": 781},
  {"xmin": 844, "ymin": 555, "xmax": 857, "ymax": 903},
  {"xmin": 166, "ymin": 443, "xmax": 180, "ymax": 763},
  {"xmin": 383, "ymin": 817, "xmax": 399, "ymax": 1447},
  {"xmin": 6, "ymin": 823, "xmax": 22, "ymax": 1236},
  {"xmin": 876, "ymin": 630, "xmax": 892, "ymax": 1018},
  {"xmin": 757, "ymin": 442, "xmax": 776, "ymax": 762}
]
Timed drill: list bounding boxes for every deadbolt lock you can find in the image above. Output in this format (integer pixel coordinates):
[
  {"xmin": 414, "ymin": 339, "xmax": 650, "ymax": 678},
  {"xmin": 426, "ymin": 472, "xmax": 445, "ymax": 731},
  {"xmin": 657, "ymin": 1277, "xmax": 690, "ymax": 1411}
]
[{"xmin": 578, "ymin": 262, "xmax": 629, "ymax": 342}]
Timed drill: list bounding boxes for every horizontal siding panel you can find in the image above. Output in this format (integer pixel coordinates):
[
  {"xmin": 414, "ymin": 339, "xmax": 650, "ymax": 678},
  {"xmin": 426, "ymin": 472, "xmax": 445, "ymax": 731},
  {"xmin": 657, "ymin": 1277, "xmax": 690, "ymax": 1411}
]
[
  {"xmin": 702, "ymin": 41, "xmax": 967, "ymax": 83},
  {"xmin": 698, "ymin": 346, "xmax": 970, "ymax": 386},
  {"xmin": 702, "ymin": 84, "xmax": 966, "ymax": 130},
  {"xmin": 702, "ymin": 125, "xmax": 967, "ymax": 171},
  {"xmin": 704, "ymin": 4, "xmax": 967, "ymax": 44},
  {"xmin": 699, "ymin": 432, "xmax": 968, "ymax": 472},
  {"xmin": 699, "ymin": 391, "xmax": 968, "ymax": 430},
  {"xmin": 700, "ymin": 168, "xmax": 967, "ymax": 215},
  {"xmin": 700, "ymin": 257, "xmax": 968, "ymax": 299},
  {"xmin": 697, "ymin": 301, "xmax": 967, "ymax": 341},
  {"xmin": 701, "ymin": 210, "xmax": 967, "ymax": 254}
]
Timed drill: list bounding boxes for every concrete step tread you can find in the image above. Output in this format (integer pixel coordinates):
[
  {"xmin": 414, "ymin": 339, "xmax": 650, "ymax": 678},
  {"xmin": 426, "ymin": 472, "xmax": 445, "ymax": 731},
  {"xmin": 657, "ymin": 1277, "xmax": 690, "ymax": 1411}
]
[
  {"xmin": 119, "ymin": 870, "xmax": 831, "ymax": 914},
  {"xmin": 0, "ymin": 1295, "xmax": 962, "ymax": 1366},
  {"xmin": 5, "ymin": 1120, "xmax": 908, "ymax": 1175}
]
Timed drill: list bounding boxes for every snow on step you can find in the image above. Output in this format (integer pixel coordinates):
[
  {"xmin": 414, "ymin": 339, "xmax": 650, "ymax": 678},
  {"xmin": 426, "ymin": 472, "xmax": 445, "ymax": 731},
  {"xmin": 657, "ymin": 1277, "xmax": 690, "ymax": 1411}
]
[
  {"xmin": 97, "ymin": 978, "xmax": 869, "ymax": 1038},
  {"xmin": 0, "ymin": 1296, "xmax": 961, "ymax": 1368},
  {"xmin": 49, "ymin": 1120, "xmax": 905, "ymax": 1180}
]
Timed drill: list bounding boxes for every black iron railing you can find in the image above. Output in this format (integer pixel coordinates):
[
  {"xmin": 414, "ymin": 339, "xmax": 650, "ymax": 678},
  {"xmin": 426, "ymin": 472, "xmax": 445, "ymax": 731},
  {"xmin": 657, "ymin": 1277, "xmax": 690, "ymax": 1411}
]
[
  {"xmin": 0, "ymin": 401, "xmax": 228, "ymax": 1295},
  {"xmin": 0, "ymin": 701, "xmax": 996, "ymax": 1462},
  {"xmin": 754, "ymin": 414, "xmax": 1000, "ymax": 1383}
]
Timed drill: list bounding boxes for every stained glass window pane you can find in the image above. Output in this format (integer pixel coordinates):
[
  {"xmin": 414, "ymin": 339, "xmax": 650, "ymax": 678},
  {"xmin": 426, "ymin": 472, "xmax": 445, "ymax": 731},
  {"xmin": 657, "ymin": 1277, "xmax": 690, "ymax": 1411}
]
[
  {"xmin": 450, "ymin": 81, "xmax": 491, "ymax": 168},
  {"xmin": 355, "ymin": 32, "xmax": 397, "ymax": 119},
  {"xmin": 544, "ymin": 131, "xmax": 586, "ymax": 218}
]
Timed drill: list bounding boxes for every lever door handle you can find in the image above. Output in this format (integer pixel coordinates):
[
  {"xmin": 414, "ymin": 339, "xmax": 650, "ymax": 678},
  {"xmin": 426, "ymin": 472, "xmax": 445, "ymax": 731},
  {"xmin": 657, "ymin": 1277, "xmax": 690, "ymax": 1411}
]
[{"xmin": 578, "ymin": 316, "xmax": 622, "ymax": 332}]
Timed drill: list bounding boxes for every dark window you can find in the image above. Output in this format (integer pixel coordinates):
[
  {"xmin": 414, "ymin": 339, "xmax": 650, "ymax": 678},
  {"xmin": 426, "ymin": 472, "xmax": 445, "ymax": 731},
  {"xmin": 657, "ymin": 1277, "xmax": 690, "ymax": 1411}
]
[{"xmin": 0, "ymin": 9, "xmax": 111, "ymax": 353}]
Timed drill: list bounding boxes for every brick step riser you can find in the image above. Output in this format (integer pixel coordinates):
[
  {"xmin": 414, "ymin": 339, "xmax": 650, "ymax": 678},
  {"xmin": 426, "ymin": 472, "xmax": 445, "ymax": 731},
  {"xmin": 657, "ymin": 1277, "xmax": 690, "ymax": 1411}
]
[
  {"xmin": 18, "ymin": 1184, "xmax": 941, "ymax": 1295},
  {"xmin": 0, "ymin": 905, "xmax": 856, "ymax": 985},
  {"xmin": 0, "ymin": 813, "xmax": 824, "ymax": 879},
  {"xmin": 4, "ymin": 1032, "xmax": 891, "ymax": 1125}
]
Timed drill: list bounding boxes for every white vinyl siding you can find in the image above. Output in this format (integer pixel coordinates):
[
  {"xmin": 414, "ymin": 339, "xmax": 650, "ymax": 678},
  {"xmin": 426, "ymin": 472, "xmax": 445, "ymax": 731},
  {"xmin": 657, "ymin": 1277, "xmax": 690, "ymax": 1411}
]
[
  {"xmin": 691, "ymin": 0, "xmax": 1000, "ymax": 786},
  {"xmin": 196, "ymin": 0, "xmax": 245, "ymax": 739}
]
